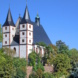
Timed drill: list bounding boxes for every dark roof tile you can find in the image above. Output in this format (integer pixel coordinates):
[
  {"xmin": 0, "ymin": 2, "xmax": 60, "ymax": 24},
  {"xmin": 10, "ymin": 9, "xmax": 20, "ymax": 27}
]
[{"xmin": 3, "ymin": 8, "xmax": 15, "ymax": 26}]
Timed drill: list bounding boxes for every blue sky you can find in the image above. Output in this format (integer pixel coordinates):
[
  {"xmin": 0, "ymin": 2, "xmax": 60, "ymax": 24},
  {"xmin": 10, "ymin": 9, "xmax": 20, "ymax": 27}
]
[{"xmin": 0, "ymin": 0, "xmax": 78, "ymax": 49}]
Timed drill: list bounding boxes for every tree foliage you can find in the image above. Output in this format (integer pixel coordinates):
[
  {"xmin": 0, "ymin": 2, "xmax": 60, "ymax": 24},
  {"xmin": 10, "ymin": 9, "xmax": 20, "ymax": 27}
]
[
  {"xmin": 56, "ymin": 40, "xmax": 69, "ymax": 54},
  {"xmin": 13, "ymin": 58, "xmax": 26, "ymax": 78},
  {"xmin": 28, "ymin": 51, "xmax": 44, "ymax": 71},
  {"xmin": 42, "ymin": 72, "xmax": 55, "ymax": 78},
  {"xmin": 0, "ymin": 48, "xmax": 26, "ymax": 78},
  {"xmin": 53, "ymin": 54, "xmax": 71, "ymax": 77}
]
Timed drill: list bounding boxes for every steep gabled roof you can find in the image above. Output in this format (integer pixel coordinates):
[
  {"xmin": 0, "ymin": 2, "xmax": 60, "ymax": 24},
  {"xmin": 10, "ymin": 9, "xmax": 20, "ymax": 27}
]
[
  {"xmin": 32, "ymin": 22, "xmax": 51, "ymax": 45},
  {"xmin": 16, "ymin": 16, "xmax": 22, "ymax": 29},
  {"xmin": 3, "ymin": 8, "xmax": 15, "ymax": 26}
]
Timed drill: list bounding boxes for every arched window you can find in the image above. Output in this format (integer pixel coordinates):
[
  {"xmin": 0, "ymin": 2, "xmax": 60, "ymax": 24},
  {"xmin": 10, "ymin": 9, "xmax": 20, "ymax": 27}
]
[{"xmin": 14, "ymin": 47, "xmax": 16, "ymax": 52}]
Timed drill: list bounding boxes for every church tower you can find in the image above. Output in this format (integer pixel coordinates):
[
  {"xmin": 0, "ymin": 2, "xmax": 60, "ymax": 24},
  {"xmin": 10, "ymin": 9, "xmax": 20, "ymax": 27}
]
[
  {"xmin": 35, "ymin": 13, "xmax": 40, "ymax": 26},
  {"xmin": 2, "ymin": 8, "xmax": 15, "ymax": 47},
  {"xmin": 19, "ymin": 5, "xmax": 33, "ymax": 59}
]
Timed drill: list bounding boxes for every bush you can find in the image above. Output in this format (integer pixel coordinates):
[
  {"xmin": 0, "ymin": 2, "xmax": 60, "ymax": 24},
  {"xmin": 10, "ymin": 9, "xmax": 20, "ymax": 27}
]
[
  {"xmin": 29, "ymin": 72, "xmax": 38, "ymax": 78},
  {"xmin": 42, "ymin": 72, "xmax": 55, "ymax": 78},
  {"xmin": 36, "ymin": 69, "xmax": 43, "ymax": 78}
]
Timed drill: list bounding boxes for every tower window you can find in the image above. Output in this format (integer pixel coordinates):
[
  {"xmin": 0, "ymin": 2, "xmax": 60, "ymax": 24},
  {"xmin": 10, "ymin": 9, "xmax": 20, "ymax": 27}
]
[
  {"xmin": 29, "ymin": 25, "xmax": 31, "ymax": 28},
  {"xmin": 22, "ymin": 39, "xmax": 24, "ymax": 42},
  {"xmin": 14, "ymin": 47, "xmax": 16, "ymax": 52},
  {"xmin": 12, "ymin": 28, "xmax": 14, "ymax": 30},
  {"xmin": 22, "ymin": 25, "xmax": 25, "ymax": 28},
  {"xmin": 5, "ymin": 27, "xmax": 7, "ymax": 30},
  {"xmin": 29, "ymin": 40, "xmax": 31, "ymax": 43},
  {"xmin": 5, "ymin": 41, "xmax": 7, "ymax": 44},
  {"xmin": 22, "ymin": 32, "xmax": 25, "ymax": 35},
  {"xmin": 5, "ymin": 34, "xmax": 7, "ymax": 37},
  {"xmin": 29, "ymin": 32, "xmax": 31, "ymax": 36},
  {"xmin": 12, "ymin": 35, "xmax": 14, "ymax": 37}
]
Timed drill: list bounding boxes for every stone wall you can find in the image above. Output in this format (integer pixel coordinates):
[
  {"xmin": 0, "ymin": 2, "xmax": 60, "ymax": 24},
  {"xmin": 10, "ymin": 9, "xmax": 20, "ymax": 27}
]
[
  {"xmin": 26, "ymin": 66, "xmax": 54, "ymax": 78},
  {"xmin": 27, "ymin": 66, "xmax": 33, "ymax": 78}
]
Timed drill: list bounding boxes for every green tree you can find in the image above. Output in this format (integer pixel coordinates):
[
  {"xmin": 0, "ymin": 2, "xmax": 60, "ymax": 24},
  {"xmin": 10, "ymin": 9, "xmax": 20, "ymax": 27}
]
[
  {"xmin": 43, "ymin": 45, "xmax": 53, "ymax": 65},
  {"xmin": 69, "ymin": 49, "xmax": 78, "ymax": 78},
  {"xmin": 0, "ymin": 48, "xmax": 26, "ymax": 78},
  {"xmin": 53, "ymin": 54, "xmax": 71, "ymax": 77},
  {"xmin": 69, "ymin": 49, "xmax": 78, "ymax": 65},
  {"xmin": 42, "ymin": 72, "xmax": 55, "ymax": 78},
  {"xmin": 28, "ymin": 51, "xmax": 37, "ymax": 66},
  {"xmin": 45, "ymin": 45, "xmax": 53, "ymax": 58},
  {"xmin": 0, "ymin": 48, "xmax": 15, "ymax": 78},
  {"xmin": 36, "ymin": 42, "xmax": 47, "ymax": 47},
  {"xmin": 13, "ymin": 58, "xmax": 26, "ymax": 78},
  {"xmin": 56, "ymin": 40, "xmax": 69, "ymax": 54},
  {"xmin": 28, "ymin": 51, "xmax": 44, "ymax": 71},
  {"xmin": 29, "ymin": 72, "xmax": 38, "ymax": 78}
]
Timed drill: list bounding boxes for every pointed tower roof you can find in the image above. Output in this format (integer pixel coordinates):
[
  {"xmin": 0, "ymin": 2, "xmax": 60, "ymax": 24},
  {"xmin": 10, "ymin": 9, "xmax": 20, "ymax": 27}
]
[
  {"xmin": 36, "ymin": 13, "xmax": 40, "ymax": 18},
  {"xmin": 3, "ymin": 8, "xmax": 15, "ymax": 26},
  {"xmin": 20, "ymin": 5, "xmax": 31, "ymax": 24},
  {"xmin": 24, "ymin": 5, "xmax": 30, "ymax": 20}
]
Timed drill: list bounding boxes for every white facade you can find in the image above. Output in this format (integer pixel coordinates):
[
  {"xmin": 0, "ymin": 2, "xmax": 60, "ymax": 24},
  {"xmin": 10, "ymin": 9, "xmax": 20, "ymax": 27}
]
[
  {"xmin": 20, "ymin": 45, "xmax": 26, "ymax": 58},
  {"xmin": 10, "ymin": 46, "xmax": 19, "ymax": 57},
  {"xmin": 2, "ymin": 6, "xmax": 46, "ymax": 59},
  {"xmin": 2, "ymin": 13, "xmax": 45, "ymax": 59},
  {"xmin": 2, "ymin": 23, "xmax": 45, "ymax": 59}
]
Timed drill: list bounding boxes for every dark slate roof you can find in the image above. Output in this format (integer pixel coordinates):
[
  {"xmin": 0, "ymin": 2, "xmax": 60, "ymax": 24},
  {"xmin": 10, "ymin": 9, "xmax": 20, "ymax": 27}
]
[
  {"xmin": 3, "ymin": 8, "xmax": 15, "ymax": 26},
  {"xmin": 13, "ymin": 35, "xmax": 19, "ymax": 44},
  {"xmin": 16, "ymin": 16, "xmax": 22, "ymax": 29},
  {"xmin": 20, "ymin": 5, "xmax": 31, "ymax": 24},
  {"xmin": 32, "ymin": 22, "xmax": 52, "ymax": 45}
]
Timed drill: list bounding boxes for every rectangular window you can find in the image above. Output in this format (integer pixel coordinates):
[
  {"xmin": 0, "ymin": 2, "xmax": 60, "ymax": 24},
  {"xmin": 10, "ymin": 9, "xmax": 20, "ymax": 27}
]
[
  {"xmin": 29, "ymin": 32, "xmax": 31, "ymax": 36},
  {"xmin": 22, "ymin": 39, "xmax": 24, "ymax": 42},
  {"xmin": 12, "ymin": 28, "xmax": 14, "ymax": 30},
  {"xmin": 22, "ymin": 32, "xmax": 25, "ymax": 35},
  {"xmin": 5, "ymin": 27, "xmax": 7, "ymax": 30},
  {"xmin": 29, "ymin": 40, "xmax": 31, "ymax": 43},
  {"xmin": 29, "ymin": 25, "xmax": 31, "ymax": 28},
  {"xmin": 22, "ymin": 25, "xmax": 25, "ymax": 28},
  {"xmin": 5, "ymin": 41, "xmax": 7, "ymax": 44},
  {"xmin": 5, "ymin": 34, "xmax": 7, "ymax": 37},
  {"xmin": 12, "ymin": 35, "xmax": 14, "ymax": 37}
]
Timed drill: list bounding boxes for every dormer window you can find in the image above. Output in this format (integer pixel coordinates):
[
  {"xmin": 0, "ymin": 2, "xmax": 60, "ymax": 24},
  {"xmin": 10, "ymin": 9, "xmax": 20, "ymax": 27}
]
[
  {"xmin": 22, "ymin": 32, "xmax": 25, "ymax": 35},
  {"xmin": 22, "ymin": 25, "xmax": 25, "ymax": 28},
  {"xmin": 5, "ymin": 27, "xmax": 7, "ymax": 30},
  {"xmin": 29, "ymin": 25, "xmax": 31, "ymax": 28}
]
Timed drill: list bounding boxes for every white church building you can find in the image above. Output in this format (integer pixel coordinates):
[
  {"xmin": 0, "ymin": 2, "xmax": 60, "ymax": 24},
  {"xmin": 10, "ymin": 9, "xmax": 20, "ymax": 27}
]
[{"xmin": 2, "ymin": 5, "xmax": 51, "ymax": 59}]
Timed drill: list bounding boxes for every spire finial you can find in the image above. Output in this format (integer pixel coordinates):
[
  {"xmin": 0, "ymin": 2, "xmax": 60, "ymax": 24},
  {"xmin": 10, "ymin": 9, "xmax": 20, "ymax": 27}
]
[
  {"xmin": 19, "ymin": 14, "xmax": 21, "ymax": 17},
  {"xmin": 9, "ymin": 3, "xmax": 10, "ymax": 9},
  {"xmin": 36, "ymin": 11, "xmax": 39, "ymax": 18},
  {"xmin": 26, "ymin": 0, "xmax": 27, "ymax": 5}
]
